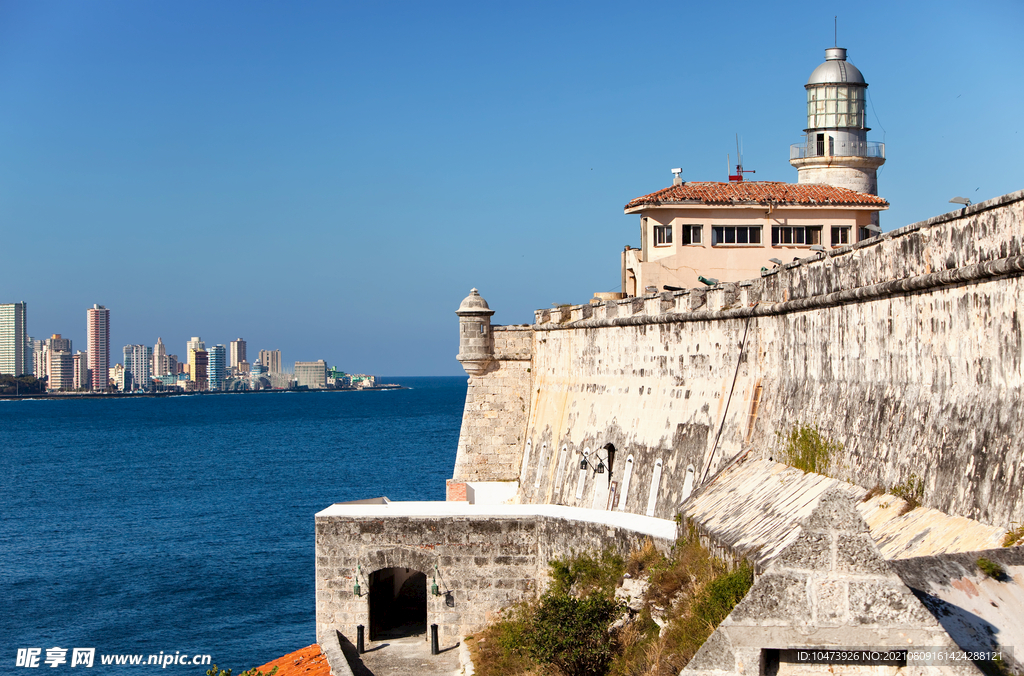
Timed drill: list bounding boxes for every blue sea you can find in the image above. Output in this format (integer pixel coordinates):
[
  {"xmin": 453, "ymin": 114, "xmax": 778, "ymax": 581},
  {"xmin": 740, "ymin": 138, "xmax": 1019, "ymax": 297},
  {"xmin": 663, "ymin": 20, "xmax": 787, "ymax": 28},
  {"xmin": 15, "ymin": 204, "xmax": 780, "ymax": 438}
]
[{"xmin": 0, "ymin": 376, "xmax": 467, "ymax": 673}]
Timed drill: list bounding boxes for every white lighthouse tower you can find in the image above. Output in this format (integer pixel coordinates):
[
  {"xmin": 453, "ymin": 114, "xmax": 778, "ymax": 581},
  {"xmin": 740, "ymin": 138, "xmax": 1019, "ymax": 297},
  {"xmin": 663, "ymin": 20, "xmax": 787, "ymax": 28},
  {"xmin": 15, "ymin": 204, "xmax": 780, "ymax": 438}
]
[{"xmin": 790, "ymin": 47, "xmax": 885, "ymax": 230}]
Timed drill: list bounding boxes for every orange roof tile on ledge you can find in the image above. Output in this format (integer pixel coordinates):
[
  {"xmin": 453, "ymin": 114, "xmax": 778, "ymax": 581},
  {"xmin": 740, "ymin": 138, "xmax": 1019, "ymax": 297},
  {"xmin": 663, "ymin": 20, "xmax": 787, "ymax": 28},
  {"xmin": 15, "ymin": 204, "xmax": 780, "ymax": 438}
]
[
  {"xmin": 250, "ymin": 644, "xmax": 331, "ymax": 676},
  {"xmin": 624, "ymin": 181, "xmax": 889, "ymax": 210}
]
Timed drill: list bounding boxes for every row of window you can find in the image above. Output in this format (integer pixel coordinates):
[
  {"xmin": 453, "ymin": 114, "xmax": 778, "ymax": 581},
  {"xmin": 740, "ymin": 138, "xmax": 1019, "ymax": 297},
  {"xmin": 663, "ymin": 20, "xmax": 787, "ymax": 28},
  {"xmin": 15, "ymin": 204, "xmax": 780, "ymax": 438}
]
[{"xmin": 653, "ymin": 224, "xmax": 852, "ymax": 247}]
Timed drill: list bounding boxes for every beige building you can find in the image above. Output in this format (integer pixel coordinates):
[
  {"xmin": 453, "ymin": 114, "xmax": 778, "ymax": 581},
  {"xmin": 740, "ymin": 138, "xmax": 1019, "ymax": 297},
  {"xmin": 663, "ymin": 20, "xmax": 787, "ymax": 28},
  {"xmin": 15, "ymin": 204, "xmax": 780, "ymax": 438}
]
[
  {"xmin": 229, "ymin": 338, "xmax": 246, "ymax": 370},
  {"xmin": 621, "ymin": 181, "xmax": 887, "ymax": 294},
  {"xmin": 621, "ymin": 46, "xmax": 889, "ymax": 295},
  {"xmin": 258, "ymin": 349, "xmax": 281, "ymax": 374},
  {"xmin": 295, "ymin": 360, "xmax": 327, "ymax": 389},
  {"xmin": 188, "ymin": 349, "xmax": 208, "ymax": 391},
  {"xmin": 48, "ymin": 351, "xmax": 74, "ymax": 391},
  {"xmin": 73, "ymin": 351, "xmax": 89, "ymax": 390}
]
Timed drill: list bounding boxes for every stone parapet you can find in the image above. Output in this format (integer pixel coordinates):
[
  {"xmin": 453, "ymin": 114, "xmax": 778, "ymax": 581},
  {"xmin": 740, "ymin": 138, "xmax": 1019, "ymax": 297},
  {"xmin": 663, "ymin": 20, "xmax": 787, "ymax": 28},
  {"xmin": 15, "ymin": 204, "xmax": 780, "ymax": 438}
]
[{"xmin": 315, "ymin": 502, "xmax": 675, "ymax": 647}]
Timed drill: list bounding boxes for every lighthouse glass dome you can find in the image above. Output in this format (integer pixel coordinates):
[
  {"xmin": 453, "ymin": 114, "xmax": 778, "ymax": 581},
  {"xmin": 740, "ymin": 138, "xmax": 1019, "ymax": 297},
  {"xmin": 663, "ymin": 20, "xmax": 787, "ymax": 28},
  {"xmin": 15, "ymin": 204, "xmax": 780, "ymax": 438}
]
[{"xmin": 807, "ymin": 85, "xmax": 865, "ymax": 129}]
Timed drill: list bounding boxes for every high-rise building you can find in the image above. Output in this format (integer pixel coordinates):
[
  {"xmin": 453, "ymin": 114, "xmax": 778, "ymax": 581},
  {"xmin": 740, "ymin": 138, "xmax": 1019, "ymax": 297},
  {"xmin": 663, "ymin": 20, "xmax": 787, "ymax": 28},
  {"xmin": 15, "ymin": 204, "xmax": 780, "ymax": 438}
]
[
  {"xmin": 32, "ymin": 334, "xmax": 72, "ymax": 385},
  {"xmin": 47, "ymin": 334, "xmax": 72, "ymax": 353},
  {"xmin": 87, "ymin": 304, "xmax": 110, "ymax": 391},
  {"xmin": 187, "ymin": 337, "xmax": 205, "ymax": 354},
  {"xmin": 0, "ymin": 302, "xmax": 29, "ymax": 376},
  {"xmin": 49, "ymin": 351, "xmax": 74, "ymax": 391},
  {"xmin": 295, "ymin": 360, "xmax": 328, "ymax": 389},
  {"xmin": 73, "ymin": 351, "xmax": 89, "ymax": 391},
  {"xmin": 189, "ymin": 349, "xmax": 208, "ymax": 391},
  {"xmin": 123, "ymin": 344, "xmax": 153, "ymax": 392},
  {"xmin": 208, "ymin": 345, "xmax": 226, "ymax": 391},
  {"xmin": 153, "ymin": 337, "xmax": 167, "ymax": 377},
  {"xmin": 258, "ymin": 349, "xmax": 281, "ymax": 374},
  {"xmin": 29, "ymin": 337, "xmax": 44, "ymax": 377},
  {"xmin": 111, "ymin": 363, "xmax": 126, "ymax": 392},
  {"xmin": 229, "ymin": 339, "xmax": 246, "ymax": 370}
]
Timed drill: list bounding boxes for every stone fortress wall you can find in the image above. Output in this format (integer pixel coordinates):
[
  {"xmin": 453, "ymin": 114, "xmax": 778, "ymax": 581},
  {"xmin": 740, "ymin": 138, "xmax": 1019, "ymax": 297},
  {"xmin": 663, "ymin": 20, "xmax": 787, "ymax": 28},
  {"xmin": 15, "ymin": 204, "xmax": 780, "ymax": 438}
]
[
  {"xmin": 317, "ymin": 190, "xmax": 1024, "ymax": 674},
  {"xmin": 461, "ymin": 189, "xmax": 1024, "ymax": 529}
]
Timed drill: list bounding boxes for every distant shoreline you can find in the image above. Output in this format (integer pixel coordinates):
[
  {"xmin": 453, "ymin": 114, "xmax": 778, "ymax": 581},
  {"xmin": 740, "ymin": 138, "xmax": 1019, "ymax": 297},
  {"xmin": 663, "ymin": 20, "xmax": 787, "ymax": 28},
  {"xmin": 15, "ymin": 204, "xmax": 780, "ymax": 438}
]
[{"xmin": 0, "ymin": 384, "xmax": 407, "ymax": 401}]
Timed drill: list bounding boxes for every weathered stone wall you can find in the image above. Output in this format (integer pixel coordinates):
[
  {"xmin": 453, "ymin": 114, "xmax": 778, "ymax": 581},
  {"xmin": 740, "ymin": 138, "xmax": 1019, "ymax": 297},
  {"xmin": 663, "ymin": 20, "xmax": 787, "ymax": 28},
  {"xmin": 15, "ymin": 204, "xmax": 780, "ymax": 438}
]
[
  {"xmin": 315, "ymin": 505, "xmax": 675, "ymax": 646},
  {"xmin": 451, "ymin": 325, "xmax": 533, "ymax": 483},
  {"xmin": 507, "ymin": 190, "xmax": 1024, "ymax": 527}
]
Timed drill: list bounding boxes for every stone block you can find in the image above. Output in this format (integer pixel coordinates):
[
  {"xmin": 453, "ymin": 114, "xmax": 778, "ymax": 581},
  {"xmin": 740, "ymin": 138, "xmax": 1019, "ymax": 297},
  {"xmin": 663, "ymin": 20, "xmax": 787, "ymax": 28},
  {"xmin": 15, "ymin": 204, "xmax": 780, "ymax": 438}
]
[
  {"xmin": 834, "ymin": 533, "xmax": 890, "ymax": 575},
  {"xmin": 775, "ymin": 529, "xmax": 831, "ymax": 571},
  {"xmin": 812, "ymin": 578, "xmax": 847, "ymax": 624},
  {"xmin": 730, "ymin": 572, "xmax": 810, "ymax": 623},
  {"xmin": 802, "ymin": 490, "xmax": 869, "ymax": 533},
  {"xmin": 685, "ymin": 627, "xmax": 736, "ymax": 672},
  {"xmin": 848, "ymin": 581, "xmax": 934, "ymax": 626}
]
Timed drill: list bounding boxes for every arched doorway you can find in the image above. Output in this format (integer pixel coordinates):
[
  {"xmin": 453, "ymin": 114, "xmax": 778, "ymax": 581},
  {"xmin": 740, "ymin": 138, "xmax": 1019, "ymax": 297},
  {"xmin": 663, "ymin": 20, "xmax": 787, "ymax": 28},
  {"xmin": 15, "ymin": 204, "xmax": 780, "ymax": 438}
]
[{"xmin": 368, "ymin": 568, "xmax": 427, "ymax": 640}]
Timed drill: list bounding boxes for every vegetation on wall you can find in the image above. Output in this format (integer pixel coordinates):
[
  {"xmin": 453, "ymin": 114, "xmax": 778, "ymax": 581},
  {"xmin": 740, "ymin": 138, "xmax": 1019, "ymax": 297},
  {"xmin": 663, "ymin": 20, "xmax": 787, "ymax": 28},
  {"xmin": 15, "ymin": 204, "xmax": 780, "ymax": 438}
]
[
  {"xmin": 891, "ymin": 474, "xmax": 925, "ymax": 515},
  {"xmin": 781, "ymin": 423, "xmax": 841, "ymax": 476},
  {"xmin": 976, "ymin": 557, "xmax": 1006, "ymax": 580},
  {"xmin": 466, "ymin": 531, "xmax": 752, "ymax": 676},
  {"xmin": 1003, "ymin": 524, "xmax": 1024, "ymax": 548}
]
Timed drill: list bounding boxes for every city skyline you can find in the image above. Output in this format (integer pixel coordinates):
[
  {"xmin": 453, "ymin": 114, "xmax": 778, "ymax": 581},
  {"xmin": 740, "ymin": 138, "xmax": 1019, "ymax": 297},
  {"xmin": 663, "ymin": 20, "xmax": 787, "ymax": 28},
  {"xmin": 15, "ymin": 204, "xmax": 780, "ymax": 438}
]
[{"xmin": 0, "ymin": 1, "xmax": 1020, "ymax": 375}]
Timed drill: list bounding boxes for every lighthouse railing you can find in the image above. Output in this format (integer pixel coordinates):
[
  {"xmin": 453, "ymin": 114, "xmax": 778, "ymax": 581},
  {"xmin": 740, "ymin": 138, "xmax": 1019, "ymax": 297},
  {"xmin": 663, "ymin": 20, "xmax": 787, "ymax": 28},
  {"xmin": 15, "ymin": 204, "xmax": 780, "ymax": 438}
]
[{"xmin": 790, "ymin": 140, "xmax": 884, "ymax": 160}]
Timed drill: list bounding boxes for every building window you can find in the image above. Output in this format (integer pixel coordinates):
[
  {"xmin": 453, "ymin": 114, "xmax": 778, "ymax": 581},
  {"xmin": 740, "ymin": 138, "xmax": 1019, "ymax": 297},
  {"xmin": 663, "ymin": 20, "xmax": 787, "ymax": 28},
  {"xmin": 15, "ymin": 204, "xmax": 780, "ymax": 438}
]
[
  {"xmin": 712, "ymin": 225, "xmax": 761, "ymax": 246},
  {"xmin": 681, "ymin": 225, "xmax": 702, "ymax": 245},
  {"xmin": 831, "ymin": 226, "xmax": 851, "ymax": 246},
  {"xmin": 772, "ymin": 226, "xmax": 822, "ymax": 246},
  {"xmin": 653, "ymin": 224, "xmax": 672, "ymax": 246}
]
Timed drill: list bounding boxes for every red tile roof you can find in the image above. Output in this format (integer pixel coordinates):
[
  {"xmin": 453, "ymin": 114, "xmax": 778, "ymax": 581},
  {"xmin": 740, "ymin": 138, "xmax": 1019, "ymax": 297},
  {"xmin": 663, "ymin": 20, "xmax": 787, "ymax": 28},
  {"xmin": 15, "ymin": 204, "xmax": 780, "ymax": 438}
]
[
  {"xmin": 624, "ymin": 181, "xmax": 889, "ymax": 211},
  {"xmin": 249, "ymin": 644, "xmax": 331, "ymax": 676}
]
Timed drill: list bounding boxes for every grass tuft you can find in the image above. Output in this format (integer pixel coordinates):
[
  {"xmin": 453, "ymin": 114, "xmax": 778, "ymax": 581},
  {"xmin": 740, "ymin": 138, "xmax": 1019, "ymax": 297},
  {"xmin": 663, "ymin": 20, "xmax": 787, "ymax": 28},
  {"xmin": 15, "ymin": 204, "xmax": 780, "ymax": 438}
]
[
  {"xmin": 1002, "ymin": 523, "xmax": 1024, "ymax": 548},
  {"xmin": 782, "ymin": 424, "xmax": 841, "ymax": 475},
  {"xmin": 892, "ymin": 474, "xmax": 925, "ymax": 515}
]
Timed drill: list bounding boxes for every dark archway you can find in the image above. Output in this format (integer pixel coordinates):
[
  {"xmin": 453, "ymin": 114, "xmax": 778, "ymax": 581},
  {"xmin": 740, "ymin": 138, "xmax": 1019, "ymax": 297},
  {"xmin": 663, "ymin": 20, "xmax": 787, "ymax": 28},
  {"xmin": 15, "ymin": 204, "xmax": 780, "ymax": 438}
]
[{"xmin": 368, "ymin": 568, "xmax": 427, "ymax": 640}]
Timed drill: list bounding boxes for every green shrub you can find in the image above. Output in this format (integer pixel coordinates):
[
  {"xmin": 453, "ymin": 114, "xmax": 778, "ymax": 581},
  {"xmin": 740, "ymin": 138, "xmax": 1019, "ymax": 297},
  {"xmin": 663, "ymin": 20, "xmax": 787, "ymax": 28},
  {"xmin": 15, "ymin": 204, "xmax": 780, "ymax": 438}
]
[
  {"xmin": 782, "ymin": 424, "xmax": 841, "ymax": 475},
  {"xmin": 467, "ymin": 603, "xmax": 536, "ymax": 676},
  {"xmin": 660, "ymin": 561, "xmax": 754, "ymax": 670},
  {"xmin": 525, "ymin": 591, "xmax": 621, "ymax": 676},
  {"xmin": 549, "ymin": 548, "xmax": 625, "ymax": 597},
  {"xmin": 977, "ymin": 557, "xmax": 1005, "ymax": 580}
]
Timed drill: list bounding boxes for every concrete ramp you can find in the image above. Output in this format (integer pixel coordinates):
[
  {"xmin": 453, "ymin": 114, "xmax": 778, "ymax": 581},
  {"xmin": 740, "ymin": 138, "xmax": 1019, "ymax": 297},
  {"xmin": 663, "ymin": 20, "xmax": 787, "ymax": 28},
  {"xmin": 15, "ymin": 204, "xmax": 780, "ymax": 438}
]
[{"xmin": 683, "ymin": 454, "xmax": 1007, "ymax": 568}]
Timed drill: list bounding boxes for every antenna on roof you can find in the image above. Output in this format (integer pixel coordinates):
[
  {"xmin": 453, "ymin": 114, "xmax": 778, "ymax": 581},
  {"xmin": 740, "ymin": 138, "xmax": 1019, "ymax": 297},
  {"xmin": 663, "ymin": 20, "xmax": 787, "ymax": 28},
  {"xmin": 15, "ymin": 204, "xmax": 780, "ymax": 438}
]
[
  {"xmin": 728, "ymin": 134, "xmax": 756, "ymax": 182},
  {"xmin": 834, "ymin": 16, "xmax": 837, "ymax": 47}
]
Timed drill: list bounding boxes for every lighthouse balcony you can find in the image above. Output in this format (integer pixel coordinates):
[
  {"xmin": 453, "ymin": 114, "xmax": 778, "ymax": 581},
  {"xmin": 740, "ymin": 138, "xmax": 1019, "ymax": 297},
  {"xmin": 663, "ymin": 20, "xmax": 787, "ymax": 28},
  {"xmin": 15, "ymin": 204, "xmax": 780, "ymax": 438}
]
[{"xmin": 790, "ymin": 139, "xmax": 884, "ymax": 160}]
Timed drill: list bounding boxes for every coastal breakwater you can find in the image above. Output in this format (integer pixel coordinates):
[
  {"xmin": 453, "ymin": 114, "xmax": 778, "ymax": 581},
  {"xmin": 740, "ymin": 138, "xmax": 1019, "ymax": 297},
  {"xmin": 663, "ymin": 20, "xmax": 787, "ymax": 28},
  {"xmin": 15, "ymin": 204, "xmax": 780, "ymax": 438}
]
[{"xmin": 454, "ymin": 189, "xmax": 1024, "ymax": 529}]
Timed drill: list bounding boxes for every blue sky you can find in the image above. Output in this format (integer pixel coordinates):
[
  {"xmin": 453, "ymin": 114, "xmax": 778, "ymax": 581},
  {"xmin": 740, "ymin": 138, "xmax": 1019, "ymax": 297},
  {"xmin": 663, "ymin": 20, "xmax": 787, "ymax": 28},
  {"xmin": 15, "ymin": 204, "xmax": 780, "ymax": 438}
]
[{"xmin": 0, "ymin": 0, "xmax": 1021, "ymax": 375}]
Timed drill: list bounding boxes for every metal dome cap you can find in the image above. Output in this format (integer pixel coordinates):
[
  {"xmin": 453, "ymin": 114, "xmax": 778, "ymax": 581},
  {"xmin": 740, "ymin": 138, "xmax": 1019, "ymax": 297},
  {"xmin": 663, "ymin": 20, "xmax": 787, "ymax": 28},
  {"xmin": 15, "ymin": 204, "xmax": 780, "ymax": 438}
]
[
  {"xmin": 806, "ymin": 47, "xmax": 866, "ymax": 86},
  {"xmin": 456, "ymin": 288, "xmax": 494, "ymax": 316}
]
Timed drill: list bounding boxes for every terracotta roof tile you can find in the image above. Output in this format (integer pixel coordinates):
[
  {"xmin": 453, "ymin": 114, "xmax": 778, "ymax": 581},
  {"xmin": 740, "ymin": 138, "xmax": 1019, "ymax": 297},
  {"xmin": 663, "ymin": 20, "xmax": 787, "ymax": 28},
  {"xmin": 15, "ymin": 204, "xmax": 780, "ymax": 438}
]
[
  {"xmin": 624, "ymin": 181, "xmax": 889, "ymax": 211},
  {"xmin": 249, "ymin": 644, "xmax": 331, "ymax": 676}
]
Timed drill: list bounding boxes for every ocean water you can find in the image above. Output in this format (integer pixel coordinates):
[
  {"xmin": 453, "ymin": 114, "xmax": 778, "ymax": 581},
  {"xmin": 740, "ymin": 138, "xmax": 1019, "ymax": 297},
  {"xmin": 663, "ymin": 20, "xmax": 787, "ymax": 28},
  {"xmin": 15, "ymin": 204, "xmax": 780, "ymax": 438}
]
[{"xmin": 0, "ymin": 376, "xmax": 467, "ymax": 672}]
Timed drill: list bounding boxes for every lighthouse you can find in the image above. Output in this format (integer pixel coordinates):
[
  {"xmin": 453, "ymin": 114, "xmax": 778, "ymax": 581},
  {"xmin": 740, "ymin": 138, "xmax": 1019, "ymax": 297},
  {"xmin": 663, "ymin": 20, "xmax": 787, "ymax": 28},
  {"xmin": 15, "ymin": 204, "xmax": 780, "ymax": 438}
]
[{"xmin": 790, "ymin": 47, "xmax": 885, "ymax": 230}]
